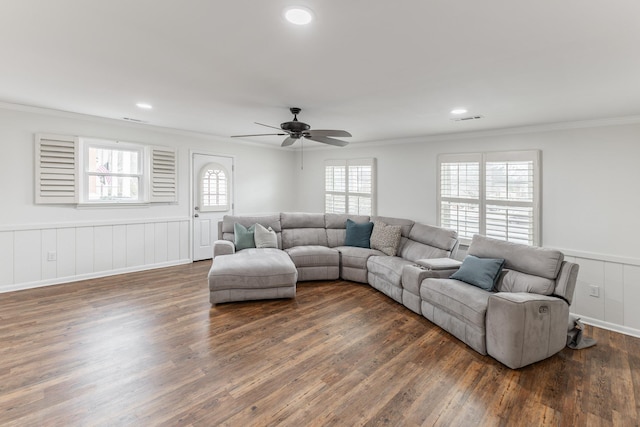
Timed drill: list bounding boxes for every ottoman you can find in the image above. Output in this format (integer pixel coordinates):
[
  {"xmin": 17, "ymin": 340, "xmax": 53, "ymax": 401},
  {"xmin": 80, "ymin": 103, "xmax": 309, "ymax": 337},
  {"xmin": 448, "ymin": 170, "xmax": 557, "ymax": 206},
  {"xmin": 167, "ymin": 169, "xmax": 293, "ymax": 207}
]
[{"xmin": 208, "ymin": 248, "xmax": 298, "ymax": 304}]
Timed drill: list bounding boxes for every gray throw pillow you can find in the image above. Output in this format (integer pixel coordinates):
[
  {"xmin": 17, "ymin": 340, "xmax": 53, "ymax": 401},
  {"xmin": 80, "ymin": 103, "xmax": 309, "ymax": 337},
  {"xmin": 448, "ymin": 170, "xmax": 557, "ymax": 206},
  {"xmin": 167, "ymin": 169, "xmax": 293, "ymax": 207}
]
[
  {"xmin": 370, "ymin": 221, "xmax": 402, "ymax": 256},
  {"xmin": 450, "ymin": 255, "xmax": 505, "ymax": 290},
  {"xmin": 254, "ymin": 223, "xmax": 278, "ymax": 248},
  {"xmin": 234, "ymin": 223, "xmax": 256, "ymax": 251}
]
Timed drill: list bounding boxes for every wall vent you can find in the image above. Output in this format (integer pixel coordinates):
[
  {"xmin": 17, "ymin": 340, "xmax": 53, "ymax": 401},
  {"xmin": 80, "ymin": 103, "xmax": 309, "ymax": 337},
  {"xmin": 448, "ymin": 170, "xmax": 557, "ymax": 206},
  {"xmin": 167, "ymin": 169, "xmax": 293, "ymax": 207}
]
[
  {"xmin": 451, "ymin": 115, "xmax": 484, "ymax": 122},
  {"xmin": 122, "ymin": 117, "xmax": 148, "ymax": 123}
]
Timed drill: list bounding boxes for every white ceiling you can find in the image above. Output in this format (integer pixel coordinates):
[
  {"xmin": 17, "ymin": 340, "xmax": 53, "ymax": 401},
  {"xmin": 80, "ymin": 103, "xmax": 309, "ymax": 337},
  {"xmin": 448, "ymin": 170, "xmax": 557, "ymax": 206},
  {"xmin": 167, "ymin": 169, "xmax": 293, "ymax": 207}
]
[{"xmin": 1, "ymin": 0, "xmax": 639, "ymax": 147}]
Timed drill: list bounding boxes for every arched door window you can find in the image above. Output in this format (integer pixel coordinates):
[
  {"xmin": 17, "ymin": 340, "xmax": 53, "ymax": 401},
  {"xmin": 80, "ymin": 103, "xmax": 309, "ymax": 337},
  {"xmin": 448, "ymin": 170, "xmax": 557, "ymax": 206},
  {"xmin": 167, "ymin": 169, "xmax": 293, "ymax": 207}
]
[{"xmin": 200, "ymin": 163, "xmax": 230, "ymax": 211}]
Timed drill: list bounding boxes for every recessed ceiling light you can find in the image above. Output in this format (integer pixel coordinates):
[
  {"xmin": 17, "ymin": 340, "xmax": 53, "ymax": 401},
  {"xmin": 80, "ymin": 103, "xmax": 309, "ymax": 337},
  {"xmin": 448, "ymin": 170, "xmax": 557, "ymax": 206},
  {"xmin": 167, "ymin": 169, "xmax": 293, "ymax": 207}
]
[
  {"xmin": 451, "ymin": 108, "xmax": 468, "ymax": 115},
  {"xmin": 136, "ymin": 102, "xmax": 153, "ymax": 109},
  {"xmin": 284, "ymin": 7, "xmax": 313, "ymax": 25}
]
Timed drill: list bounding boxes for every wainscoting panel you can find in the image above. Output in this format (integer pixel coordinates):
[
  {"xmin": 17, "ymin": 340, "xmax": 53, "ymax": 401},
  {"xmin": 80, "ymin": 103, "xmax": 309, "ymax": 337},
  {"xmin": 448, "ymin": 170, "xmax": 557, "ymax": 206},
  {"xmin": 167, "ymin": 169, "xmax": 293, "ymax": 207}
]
[
  {"xmin": 94, "ymin": 226, "xmax": 114, "ymax": 273},
  {"xmin": 57, "ymin": 228, "xmax": 76, "ymax": 278},
  {"xmin": 623, "ymin": 265, "xmax": 640, "ymax": 330},
  {"xmin": 14, "ymin": 230, "xmax": 41, "ymax": 284},
  {"xmin": 76, "ymin": 227, "xmax": 95, "ymax": 275},
  {"xmin": 0, "ymin": 232, "xmax": 13, "ymax": 286},
  {"xmin": 0, "ymin": 217, "xmax": 191, "ymax": 293},
  {"xmin": 564, "ymin": 250, "xmax": 640, "ymax": 338}
]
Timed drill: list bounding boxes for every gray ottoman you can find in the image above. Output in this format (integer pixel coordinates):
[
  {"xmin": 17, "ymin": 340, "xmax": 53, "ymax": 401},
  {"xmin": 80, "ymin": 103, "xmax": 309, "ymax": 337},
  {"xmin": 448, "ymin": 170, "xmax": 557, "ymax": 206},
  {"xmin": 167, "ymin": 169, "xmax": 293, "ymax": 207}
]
[{"xmin": 208, "ymin": 248, "xmax": 298, "ymax": 304}]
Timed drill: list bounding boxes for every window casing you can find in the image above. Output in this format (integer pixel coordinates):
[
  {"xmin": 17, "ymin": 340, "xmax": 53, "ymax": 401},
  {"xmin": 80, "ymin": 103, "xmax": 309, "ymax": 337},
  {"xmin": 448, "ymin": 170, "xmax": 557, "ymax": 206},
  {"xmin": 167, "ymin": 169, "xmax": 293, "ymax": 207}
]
[
  {"xmin": 438, "ymin": 150, "xmax": 540, "ymax": 246},
  {"xmin": 325, "ymin": 158, "xmax": 376, "ymax": 215},
  {"xmin": 83, "ymin": 140, "xmax": 144, "ymax": 203}
]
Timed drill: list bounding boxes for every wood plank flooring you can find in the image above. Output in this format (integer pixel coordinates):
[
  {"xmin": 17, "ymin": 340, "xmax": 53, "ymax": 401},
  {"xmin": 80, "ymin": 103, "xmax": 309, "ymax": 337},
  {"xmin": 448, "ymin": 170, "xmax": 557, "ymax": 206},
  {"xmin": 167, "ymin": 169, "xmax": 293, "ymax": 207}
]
[{"xmin": 1, "ymin": 261, "xmax": 638, "ymax": 426}]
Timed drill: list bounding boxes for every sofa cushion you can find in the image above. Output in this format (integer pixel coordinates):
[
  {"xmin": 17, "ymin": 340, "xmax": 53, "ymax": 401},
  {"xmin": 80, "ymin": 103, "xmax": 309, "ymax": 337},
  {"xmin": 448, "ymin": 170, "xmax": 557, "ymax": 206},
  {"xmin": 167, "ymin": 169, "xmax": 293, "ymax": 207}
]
[
  {"xmin": 282, "ymin": 228, "xmax": 328, "ymax": 249},
  {"xmin": 495, "ymin": 269, "xmax": 556, "ymax": 295},
  {"xmin": 399, "ymin": 239, "xmax": 450, "ymax": 263},
  {"xmin": 208, "ymin": 248, "xmax": 297, "ymax": 290},
  {"xmin": 367, "ymin": 255, "xmax": 414, "ymax": 288},
  {"xmin": 370, "ymin": 221, "xmax": 402, "ymax": 256},
  {"xmin": 285, "ymin": 246, "xmax": 339, "ymax": 268},
  {"xmin": 450, "ymin": 255, "xmax": 505, "ymax": 291},
  {"xmin": 408, "ymin": 223, "xmax": 458, "ymax": 252},
  {"xmin": 233, "ymin": 223, "xmax": 256, "ymax": 251},
  {"xmin": 281, "ymin": 212, "xmax": 326, "ymax": 228},
  {"xmin": 468, "ymin": 234, "xmax": 563, "ymax": 280},
  {"xmin": 336, "ymin": 246, "xmax": 384, "ymax": 269},
  {"xmin": 254, "ymin": 223, "xmax": 278, "ymax": 249},
  {"xmin": 420, "ymin": 278, "xmax": 492, "ymax": 328},
  {"xmin": 345, "ymin": 219, "xmax": 374, "ymax": 248}
]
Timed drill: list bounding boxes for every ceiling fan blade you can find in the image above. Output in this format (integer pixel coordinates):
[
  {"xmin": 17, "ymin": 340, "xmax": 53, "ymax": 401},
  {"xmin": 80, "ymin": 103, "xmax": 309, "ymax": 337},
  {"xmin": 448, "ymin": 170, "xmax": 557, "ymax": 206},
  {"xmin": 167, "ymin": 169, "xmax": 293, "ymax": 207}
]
[
  {"xmin": 255, "ymin": 122, "xmax": 289, "ymax": 133},
  {"xmin": 304, "ymin": 135, "xmax": 349, "ymax": 147},
  {"xmin": 305, "ymin": 129, "xmax": 352, "ymax": 138},
  {"xmin": 281, "ymin": 137, "xmax": 298, "ymax": 147},
  {"xmin": 231, "ymin": 133, "xmax": 286, "ymax": 137}
]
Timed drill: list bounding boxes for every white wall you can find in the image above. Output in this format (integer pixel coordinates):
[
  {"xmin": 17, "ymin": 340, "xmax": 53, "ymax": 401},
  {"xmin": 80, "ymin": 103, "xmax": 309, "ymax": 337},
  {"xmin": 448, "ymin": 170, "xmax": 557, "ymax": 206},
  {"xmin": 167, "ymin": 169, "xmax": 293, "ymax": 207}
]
[
  {"xmin": 0, "ymin": 104, "xmax": 295, "ymax": 291},
  {"xmin": 293, "ymin": 119, "xmax": 640, "ymax": 336}
]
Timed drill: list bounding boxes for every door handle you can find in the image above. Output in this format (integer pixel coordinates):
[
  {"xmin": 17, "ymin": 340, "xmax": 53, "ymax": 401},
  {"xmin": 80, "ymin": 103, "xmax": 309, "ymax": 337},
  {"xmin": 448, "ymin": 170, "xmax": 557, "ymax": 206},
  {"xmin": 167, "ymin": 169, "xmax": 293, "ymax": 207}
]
[{"xmin": 194, "ymin": 213, "xmax": 199, "ymax": 218}]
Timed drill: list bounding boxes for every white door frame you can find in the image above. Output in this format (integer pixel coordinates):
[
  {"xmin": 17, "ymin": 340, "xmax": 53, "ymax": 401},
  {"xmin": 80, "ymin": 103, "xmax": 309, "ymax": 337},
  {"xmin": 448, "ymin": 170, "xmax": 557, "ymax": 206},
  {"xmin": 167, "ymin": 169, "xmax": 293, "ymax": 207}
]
[{"xmin": 189, "ymin": 149, "xmax": 235, "ymax": 260}]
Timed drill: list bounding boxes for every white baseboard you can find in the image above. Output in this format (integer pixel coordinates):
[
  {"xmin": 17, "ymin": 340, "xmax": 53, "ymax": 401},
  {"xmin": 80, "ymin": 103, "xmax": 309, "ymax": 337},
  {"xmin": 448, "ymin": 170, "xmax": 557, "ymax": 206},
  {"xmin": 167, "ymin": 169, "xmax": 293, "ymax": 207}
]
[
  {"xmin": 572, "ymin": 313, "xmax": 640, "ymax": 339},
  {"xmin": 0, "ymin": 259, "xmax": 193, "ymax": 294}
]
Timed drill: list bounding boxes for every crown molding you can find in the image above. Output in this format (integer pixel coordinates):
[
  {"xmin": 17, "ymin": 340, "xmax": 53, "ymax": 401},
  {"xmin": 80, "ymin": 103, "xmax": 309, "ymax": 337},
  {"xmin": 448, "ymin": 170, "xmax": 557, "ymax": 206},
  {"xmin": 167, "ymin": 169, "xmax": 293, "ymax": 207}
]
[{"xmin": 0, "ymin": 101, "xmax": 285, "ymax": 151}]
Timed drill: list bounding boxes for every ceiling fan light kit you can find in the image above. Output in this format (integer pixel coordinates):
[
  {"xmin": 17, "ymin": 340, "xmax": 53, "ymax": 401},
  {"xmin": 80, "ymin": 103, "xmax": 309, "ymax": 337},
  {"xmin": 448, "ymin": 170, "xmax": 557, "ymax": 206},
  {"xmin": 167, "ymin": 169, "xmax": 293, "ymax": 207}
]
[{"xmin": 231, "ymin": 107, "xmax": 351, "ymax": 147}]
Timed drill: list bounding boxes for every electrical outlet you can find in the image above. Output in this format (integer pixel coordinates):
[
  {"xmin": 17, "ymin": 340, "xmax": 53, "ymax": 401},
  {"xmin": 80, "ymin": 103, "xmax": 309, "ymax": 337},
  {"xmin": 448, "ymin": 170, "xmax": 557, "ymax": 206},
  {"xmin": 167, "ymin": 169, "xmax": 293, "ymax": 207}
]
[
  {"xmin": 588, "ymin": 285, "xmax": 600, "ymax": 298},
  {"xmin": 47, "ymin": 251, "xmax": 57, "ymax": 261}
]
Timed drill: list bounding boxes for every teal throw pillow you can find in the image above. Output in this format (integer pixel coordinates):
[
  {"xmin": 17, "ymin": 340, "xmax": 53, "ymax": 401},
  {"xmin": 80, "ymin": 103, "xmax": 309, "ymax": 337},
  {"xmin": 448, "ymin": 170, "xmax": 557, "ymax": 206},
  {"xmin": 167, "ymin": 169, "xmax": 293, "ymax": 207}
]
[
  {"xmin": 345, "ymin": 219, "xmax": 374, "ymax": 248},
  {"xmin": 450, "ymin": 255, "xmax": 505, "ymax": 290},
  {"xmin": 234, "ymin": 223, "xmax": 256, "ymax": 251}
]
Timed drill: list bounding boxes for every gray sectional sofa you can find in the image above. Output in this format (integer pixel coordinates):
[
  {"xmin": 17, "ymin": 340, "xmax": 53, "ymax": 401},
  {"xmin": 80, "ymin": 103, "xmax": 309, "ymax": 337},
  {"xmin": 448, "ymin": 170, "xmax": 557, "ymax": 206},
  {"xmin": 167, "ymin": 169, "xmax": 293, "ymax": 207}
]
[{"xmin": 208, "ymin": 212, "xmax": 579, "ymax": 369}]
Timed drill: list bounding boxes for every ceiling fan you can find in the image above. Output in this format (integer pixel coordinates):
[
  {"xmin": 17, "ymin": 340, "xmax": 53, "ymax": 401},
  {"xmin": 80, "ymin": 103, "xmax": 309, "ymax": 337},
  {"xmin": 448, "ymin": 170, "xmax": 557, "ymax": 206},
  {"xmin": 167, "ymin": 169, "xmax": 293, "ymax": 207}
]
[{"xmin": 231, "ymin": 107, "xmax": 351, "ymax": 147}]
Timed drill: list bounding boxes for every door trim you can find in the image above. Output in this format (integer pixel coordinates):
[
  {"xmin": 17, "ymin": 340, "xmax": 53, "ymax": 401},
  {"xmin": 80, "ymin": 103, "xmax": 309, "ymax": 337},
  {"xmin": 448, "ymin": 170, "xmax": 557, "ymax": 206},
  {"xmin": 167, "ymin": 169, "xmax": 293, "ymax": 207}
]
[{"xmin": 189, "ymin": 150, "xmax": 235, "ymax": 261}]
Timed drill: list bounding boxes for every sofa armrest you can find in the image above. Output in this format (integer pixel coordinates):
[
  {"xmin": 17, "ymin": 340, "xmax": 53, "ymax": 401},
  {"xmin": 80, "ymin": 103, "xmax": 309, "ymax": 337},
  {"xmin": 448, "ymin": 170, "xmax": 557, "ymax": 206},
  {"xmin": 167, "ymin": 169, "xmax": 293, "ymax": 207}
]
[
  {"xmin": 554, "ymin": 261, "xmax": 580, "ymax": 305},
  {"xmin": 402, "ymin": 263, "xmax": 460, "ymax": 295},
  {"xmin": 415, "ymin": 257, "xmax": 462, "ymax": 271},
  {"xmin": 213, "ymin": 240, "xmax": 235, "ymax": 258},
  {"xmin": 486, "ymin": 292, "xmax": 569, "ymax": 369}
]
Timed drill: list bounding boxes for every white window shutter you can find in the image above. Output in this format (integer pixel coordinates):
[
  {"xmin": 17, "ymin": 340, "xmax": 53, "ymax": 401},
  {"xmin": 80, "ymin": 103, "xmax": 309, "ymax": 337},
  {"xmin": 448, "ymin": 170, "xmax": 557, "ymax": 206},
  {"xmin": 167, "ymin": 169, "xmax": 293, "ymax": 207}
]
[
  {"xmin": 35, "ymin": 134, "xmax": 79, "ymax": 204},
  {"xmin": 150, "ymin": 146, "xmax": 178, "ymax": 202}
]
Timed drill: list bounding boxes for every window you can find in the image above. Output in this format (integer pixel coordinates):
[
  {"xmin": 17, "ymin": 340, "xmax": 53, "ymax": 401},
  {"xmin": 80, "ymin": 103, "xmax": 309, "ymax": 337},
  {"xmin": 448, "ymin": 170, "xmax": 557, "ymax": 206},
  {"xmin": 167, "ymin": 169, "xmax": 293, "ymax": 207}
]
[
  {"xmin": 325, "ymin": 158, "xmax": 376, "ymax": 215},
  {"xmin": 34, "ymin": 134, "xmax": 178, "ymax": 205},
  {"xmin": 84, "ymin": 141, "xmax": 144, "ymax": 202},
  {"xmin": 438, "ymin": 150, "xmax": 540, "ymax": 246},
  {"xmin": 200, "ymin": 163, "xmax": 229, "ymax": 212}
]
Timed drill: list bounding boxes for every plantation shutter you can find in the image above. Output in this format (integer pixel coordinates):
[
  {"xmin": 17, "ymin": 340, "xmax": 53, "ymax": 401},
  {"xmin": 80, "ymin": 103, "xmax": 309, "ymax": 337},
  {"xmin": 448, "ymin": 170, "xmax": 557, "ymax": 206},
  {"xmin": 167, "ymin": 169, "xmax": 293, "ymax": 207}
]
[
  {"xmin": 150, "ymin": 146, "xmax": 178, "ymax": 202},
  {"xmin": 325, "ymin": 158, "xmax": 376, "ymax": 215},
  {"xmin": 347, "ymin": 159, "xmax": 375, "ymax": 215},
  {"xmin": 325, "ymin": 160, "xmax": 347, "ymax": 214},
  {"xmin": 484, "ymin": 151, "xmax": 539, "ymax": 245},
  {"xmin": 438, "ymin": 154, "xmax": 481, "ymax": 240},
  {"xmin": 437, "ymin": 150, "xmax": 540, "ymax": 246},
  {"xmin": 35, "ymin": 134, "xmax": 79, "ymax": 204}
]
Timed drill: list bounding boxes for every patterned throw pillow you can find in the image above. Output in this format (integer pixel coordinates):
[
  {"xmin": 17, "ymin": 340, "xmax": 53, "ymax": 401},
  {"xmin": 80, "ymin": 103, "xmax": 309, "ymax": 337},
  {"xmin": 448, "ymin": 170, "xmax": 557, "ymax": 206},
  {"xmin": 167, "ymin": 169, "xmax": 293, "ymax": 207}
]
[{"xmin": 370, "ymin": 221, "xmax": 402, "ymax": 256}]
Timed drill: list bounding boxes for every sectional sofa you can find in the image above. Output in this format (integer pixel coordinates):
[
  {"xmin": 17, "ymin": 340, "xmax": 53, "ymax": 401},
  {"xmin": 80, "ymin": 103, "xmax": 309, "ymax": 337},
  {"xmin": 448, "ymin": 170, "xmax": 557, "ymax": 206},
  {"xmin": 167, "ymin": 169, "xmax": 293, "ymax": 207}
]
[{"xmin": 208, "ymin": 212, "xmax": 579, "ymax": 369}]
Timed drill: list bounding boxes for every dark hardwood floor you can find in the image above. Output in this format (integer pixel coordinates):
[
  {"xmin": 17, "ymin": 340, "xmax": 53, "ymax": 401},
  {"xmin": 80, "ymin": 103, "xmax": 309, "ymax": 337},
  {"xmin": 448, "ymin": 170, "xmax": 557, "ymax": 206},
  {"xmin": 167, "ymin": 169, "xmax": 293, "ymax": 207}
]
[{"xmin": 1, "ymin": 261, "xmax": 638, "ymax": 426}]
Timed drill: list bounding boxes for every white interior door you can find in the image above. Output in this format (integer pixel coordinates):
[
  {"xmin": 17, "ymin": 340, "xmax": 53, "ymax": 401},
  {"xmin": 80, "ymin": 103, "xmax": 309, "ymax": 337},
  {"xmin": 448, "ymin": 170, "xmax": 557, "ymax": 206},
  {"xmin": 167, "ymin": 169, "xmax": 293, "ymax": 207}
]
[{"xmin": 192, "ymin": 153, "xmax": 234, "ymax": 261}]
